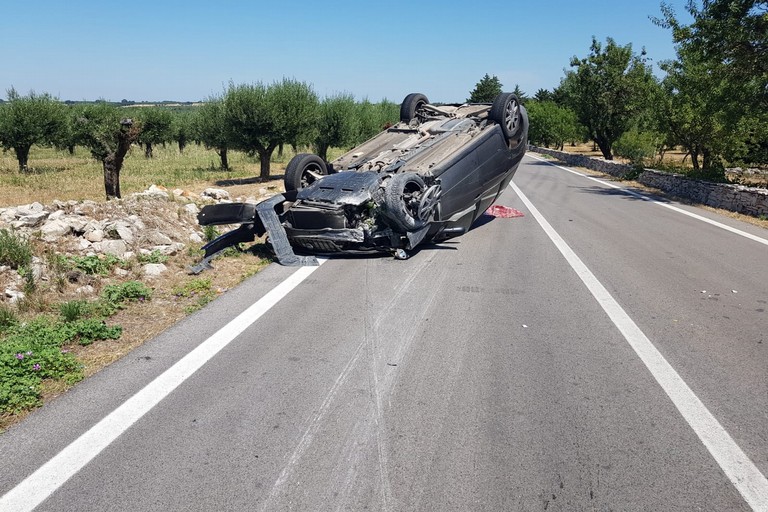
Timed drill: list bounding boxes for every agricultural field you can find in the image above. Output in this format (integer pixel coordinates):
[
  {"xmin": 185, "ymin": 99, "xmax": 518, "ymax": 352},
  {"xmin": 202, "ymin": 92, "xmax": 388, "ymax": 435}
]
[{"xmin": 1, "ymin": 144, "xmax": 285, "ymax": 206}]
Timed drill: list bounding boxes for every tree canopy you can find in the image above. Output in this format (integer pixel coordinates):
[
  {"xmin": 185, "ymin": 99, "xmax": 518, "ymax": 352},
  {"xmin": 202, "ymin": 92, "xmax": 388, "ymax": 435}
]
[
  {"xmin": 136, "ymin": 107, "xmax": 174, "ymax": 158},
  {"xmin": 654, "ymin": 0, "xmax": 768, "ymax": 170},
  {"xmin": 560, "ymin": 37, "xmax": 658, "ymax": 160},
  {"xmin": 314, "ymin": 93, "xmax": 357, "ymax": 161},
  {"xmin": 72, "ymin": 102, "xmax": 140, "ymax": 199},
  {"xmin": 0, "ymin": 88, "xmax": 67, "ymax": 171},
  {"xmin": 224, "ymin": 79, "xmax": 319, "ymax": 179},
  {"xmin": 193, "ymin": 97, "xmax": 230, "ymax": 170},
  {"xmin": 468, "ymin": 74, "xmax": 503, "ymax": 103},
  {"xmin": 351, "ymin": 98, "xmax": 398, "ymax": 145},
  {"xmin": 526, "ymin": 101, "xmax": 581, "ymax": 150}
]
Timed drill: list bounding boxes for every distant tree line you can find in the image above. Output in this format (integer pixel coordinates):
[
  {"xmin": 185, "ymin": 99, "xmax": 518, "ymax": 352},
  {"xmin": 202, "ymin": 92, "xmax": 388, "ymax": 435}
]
[
  {"xmin": 471, "ymin": 0, "xmax": 767, "ymax": 178},
  {"xmin": 0, "ymin": 80, "xmax": 399, "ymax": 199}
]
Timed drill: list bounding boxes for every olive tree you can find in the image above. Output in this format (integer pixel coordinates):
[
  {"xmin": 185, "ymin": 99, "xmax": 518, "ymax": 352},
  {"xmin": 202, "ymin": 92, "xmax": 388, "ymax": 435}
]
[
  {"xmin": 352, "ymin": 99, "xmax": 398, "ymax": 145},
  {"xmin": 136, "ymin": 107, "xmax": 174, "ymax": 158},
  {"xmin": 72, "ymin": 103, "xmax": 140, "ymax": 199},
  {"xmin": 224, "ymin": 79, "xmax": 319, "ymax": 179},
  {"xmin": 172, "ymin": 110, "xmax": 193, "ymax": 154},
  {"xmin": 314, "ymin": 93, "xmax": 357, "ymax": 161},
  {"xmin": 193, "ymin": 97, "xmax": 230, "ymax": 170},
  {"xmin": 0, "ymin": 88, "xmax": 67, "ymax": 171}
]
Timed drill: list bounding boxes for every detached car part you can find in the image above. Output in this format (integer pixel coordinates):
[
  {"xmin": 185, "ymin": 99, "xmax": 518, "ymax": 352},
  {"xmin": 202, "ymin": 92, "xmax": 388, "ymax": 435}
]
[{"xmin": 192, "ymin": 92, "xmax": 528, "ymax": 272}]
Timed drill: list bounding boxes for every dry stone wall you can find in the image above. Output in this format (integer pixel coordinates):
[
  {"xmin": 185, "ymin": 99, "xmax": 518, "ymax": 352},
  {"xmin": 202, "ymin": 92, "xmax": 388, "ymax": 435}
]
[{"xmin": 529, "ymin": 146, "xmax": 768, "ymax": 217}]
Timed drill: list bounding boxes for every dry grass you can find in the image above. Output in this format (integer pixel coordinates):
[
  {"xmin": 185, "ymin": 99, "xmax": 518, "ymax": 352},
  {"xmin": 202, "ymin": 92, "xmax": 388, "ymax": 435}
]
[
  {"xmin": 561, "ymin": 142, "xmax": 692, "ymax": 165},
  {"xmin": 0, "ymin": 144, "xmax": 298, "ymax": 206}
]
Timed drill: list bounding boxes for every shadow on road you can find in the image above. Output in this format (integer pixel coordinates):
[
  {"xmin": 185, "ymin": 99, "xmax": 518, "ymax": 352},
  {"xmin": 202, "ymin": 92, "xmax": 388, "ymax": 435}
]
[{"xmin": 573, "ymin": 185, "xmax": 672, "ymax": 204}]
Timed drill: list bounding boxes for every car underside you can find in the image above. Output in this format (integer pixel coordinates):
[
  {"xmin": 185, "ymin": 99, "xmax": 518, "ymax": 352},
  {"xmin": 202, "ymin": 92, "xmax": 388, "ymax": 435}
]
[{"xmin": 192, "ymin": 92, "xmax": 528, "ymax": 272}]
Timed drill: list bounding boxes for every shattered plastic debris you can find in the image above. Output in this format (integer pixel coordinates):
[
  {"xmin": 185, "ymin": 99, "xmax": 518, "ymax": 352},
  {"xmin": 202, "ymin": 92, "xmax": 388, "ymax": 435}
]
[{"xmin": 485, "ymin": 205, "xmax": 525, "ymax": 218}]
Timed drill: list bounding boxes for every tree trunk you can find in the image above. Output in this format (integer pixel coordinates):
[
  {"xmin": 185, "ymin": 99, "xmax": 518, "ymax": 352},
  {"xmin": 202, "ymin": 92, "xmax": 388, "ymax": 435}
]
[
  {"xmin": 67, "ymin": 145, "xmax": 75, "ymax": 155},
  {"xmin": 278, "ymin": 143, "xmax": 284, "ymax": 158},
  {"xmin": 258, "ymin": 144, "xmax": 277, "ymax": 180},
  {"xmin": 218, "ymin": 148, "xmax": 229, "ymax": 170},
  {"xmin": 317, "ymin": 143, "xmax": 329, "ymax": 162},
  {"xmin": 690, "ymin": 148, "xmax": 700, "ymax": 171},
  {"xmin": 15, "ymin": 145, "xmax": 31, "ymax": 172},
  {"xmin": 145, "ymin": 142, "xmax": 153, "ymax": 159},
  {"xmin": 102, "ymin": 158, "xmax": 121, "ymax": 199},
  {"xmin": 102, "ymin": 121, "xmax": 138, "ymax": 200},
  {"xmin": 595, "ymin": 137, "xmax": 613, "ymax": 160},
  {"xmin": 178, "ymin": 137, "xmax": 186, "ymax": 154}
]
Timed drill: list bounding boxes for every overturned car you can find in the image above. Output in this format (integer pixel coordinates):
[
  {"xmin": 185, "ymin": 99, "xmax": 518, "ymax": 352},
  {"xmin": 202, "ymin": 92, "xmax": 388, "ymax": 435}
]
[{"xmin": 193, "ymin": 92, "xmax": 528, "ymax": 270}]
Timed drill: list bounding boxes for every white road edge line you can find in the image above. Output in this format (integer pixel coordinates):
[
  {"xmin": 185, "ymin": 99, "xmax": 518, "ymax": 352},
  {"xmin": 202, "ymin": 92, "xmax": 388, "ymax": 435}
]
[
  {"xmin": 510, "ymin": 181, "xmax": 768, "ymax": 511},
  {"xmin": 526, "ymin": 153, "xmax": 768, "ymax": 247},
  {"xmin": 0, "ymin": 260, "xmax": 326, "ymax": 512}
]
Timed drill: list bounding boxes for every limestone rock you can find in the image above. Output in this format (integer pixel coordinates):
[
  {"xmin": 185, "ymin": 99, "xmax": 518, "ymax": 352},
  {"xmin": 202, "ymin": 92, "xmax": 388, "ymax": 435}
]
[
  {"xmin": 143, "ymin": 263, "xmax": 167, "ymax": 278},
  {"xmin": 202, "ymin": 188, "xmax": 230, "ymax": 200}
]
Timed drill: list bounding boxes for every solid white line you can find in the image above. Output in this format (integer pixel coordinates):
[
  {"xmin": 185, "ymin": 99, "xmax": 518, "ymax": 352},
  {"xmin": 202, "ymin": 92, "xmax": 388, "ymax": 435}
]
[
  {"xmin": 0, "ymin": 261, "xmax": 325, "ymax": 512},
  {"xmin": 510, "ymin": 181, "xmax": 768, "ymax": 511},
  {"xmin": 526, "ymin": 153, "xmax": 768, "ymax": 247}
]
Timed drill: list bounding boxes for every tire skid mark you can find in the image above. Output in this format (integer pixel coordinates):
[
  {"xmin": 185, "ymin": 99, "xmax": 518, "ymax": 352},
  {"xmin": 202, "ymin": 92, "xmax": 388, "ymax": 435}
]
[
  {"xmin": 259, "ymin": 339, "xmax": 366, "ymax": 512},
  {"xmin": 261, "ymin": 254, "xmax": 444, "ymax": 510}
]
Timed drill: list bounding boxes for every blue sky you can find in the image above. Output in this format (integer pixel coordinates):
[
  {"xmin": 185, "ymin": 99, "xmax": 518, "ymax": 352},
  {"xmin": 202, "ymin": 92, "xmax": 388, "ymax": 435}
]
[{"xmin": 1, "ymin": 0, "xmax": 692, "ymax": 104}]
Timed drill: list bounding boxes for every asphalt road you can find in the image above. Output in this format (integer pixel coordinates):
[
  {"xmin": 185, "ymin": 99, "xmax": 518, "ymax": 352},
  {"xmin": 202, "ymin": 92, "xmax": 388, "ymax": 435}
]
[{"xmin": 2, "ymin": 154, "xmax": 767, "ymax": 511}]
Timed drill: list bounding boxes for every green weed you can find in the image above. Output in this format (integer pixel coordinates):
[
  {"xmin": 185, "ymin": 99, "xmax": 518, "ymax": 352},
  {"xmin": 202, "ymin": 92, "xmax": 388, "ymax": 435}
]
[
  {"xmin": 59, "ymin": 299, "xmax": 90, "ymax": 322},
  {"xmin": 0, "ymin": 229, "xmax": 33, "ymax": 269},
  {"xmin": 173, "ymin": 277, "xmax": 215, "ymax": 314},
  {"xmin": 98, "ymin": 281, "xmax": 152, "ymax": 316},
  {"xmin": 0, "ymin": 304, "xmax": 17, "ymax": 332},
  {"xmin": 203, "ymin": 225, "xmax": 219, "ymax": 242},
  {"xmin": 0, "ymin": 316, "xmax": 121, "ymax": 413},
  {"xmin": 137, "ymin": 250, "xmax": 169, "ymax": 264},
  {"xmin": 60, "ymin": 254, "xmax": 123, "ymax": 275}
]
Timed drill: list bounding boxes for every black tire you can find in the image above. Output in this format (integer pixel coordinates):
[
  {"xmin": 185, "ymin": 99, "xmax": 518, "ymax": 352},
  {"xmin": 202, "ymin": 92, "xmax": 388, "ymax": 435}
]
[
  {"xmin": 284, "ymin": 153, "xmax": 328, "ymax": 192},
  {"xmin": 399, "ymin": 93, "xmax": 429, "ymax": 123},
  {"xmin": 489, "ymin": 93, "xmax": 522, "ymax": 139},
  {"xmin": 383, "ymin": 173, "xmax": 428, "ymax": 231}
]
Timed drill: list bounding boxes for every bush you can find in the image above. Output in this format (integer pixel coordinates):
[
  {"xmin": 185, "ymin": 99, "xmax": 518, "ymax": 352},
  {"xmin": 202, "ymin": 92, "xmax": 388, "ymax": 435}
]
[
  {"xmin": 0, "ymin": 229, "xmax": 33, "ymax": 270},
  {"xmin": 613, "ymin": 129, "xmax": 662, "ymax": 165}
]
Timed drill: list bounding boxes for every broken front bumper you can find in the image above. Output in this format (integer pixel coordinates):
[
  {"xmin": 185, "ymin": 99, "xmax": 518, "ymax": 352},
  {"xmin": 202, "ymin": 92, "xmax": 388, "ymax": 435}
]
[{"xmin": 191, "ymin": 194, "xmax": 318, "ymax": 273}]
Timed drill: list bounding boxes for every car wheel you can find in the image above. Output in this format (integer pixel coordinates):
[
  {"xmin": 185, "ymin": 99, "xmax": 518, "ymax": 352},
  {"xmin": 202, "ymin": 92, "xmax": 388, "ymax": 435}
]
[
  {"xmin": 284, "ymin": 153, "xmax": 328, "ymax": 192},
  {"xmin": 383, "ymin": 172, "xmax": 428, "ymax": 231},
  {"xmin": 490, "ymin": 93, "xmax": 522, "ymax": 140},
  {"xmin": 400, "ymin": 93, "xmax": 429, "ymax": 123}
]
